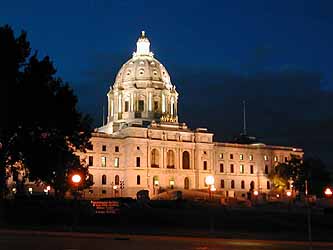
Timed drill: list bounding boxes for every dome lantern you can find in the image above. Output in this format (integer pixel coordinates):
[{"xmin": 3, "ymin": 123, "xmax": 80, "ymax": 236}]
[{"xmin": 134, "ymin": 31, "xmax": 153, "ymax": 57}]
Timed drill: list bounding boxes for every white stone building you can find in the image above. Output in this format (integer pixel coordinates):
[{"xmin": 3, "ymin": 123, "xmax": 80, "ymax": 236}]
[{"xmin": 79, "ymin": 32, "xmax": 303, "ymax": 199}]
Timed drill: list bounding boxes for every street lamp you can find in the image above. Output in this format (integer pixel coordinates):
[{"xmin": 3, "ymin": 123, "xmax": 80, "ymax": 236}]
[
  {"xmin": 72, "ymin": 174, "xmax": 82, "ymax": 184},
  {"xmin": 205, "ymin": 175, "xmax": 214, "ymax": 200},
  {"xmin": 324, "ymin": 187, "xmax": 332, "ymax": 198},
  {"xmin": 113, "ymin": 185, "xmax": 118, "ymax": 197},
  {"xmin": 71, "ymin": 174, "xmax": 82, "ymax": 200},
  {"xmin": 286, "ymin": 191, "xmax": 292, "ymax": 197}
]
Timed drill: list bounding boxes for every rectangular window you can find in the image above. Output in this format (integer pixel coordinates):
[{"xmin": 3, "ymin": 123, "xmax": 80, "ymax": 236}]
[
  {"xmin": 88, "ymin": 156, "xmax": 93, "ymax": 166},
  {"xmin": 219, "ymin": 153, "xmax": 223, "ymax": 159},
  {"xmin": 114, "ymin": 157, "xmax": 119, "ymax": 168},
  {"xmin": 203, "ymin": 161, "xmax": 207, "ymax": 170},
  {"xmin": 102, "ymin": 145, "xmax": 107, "ymax": 151},
  {"xmin": 240, "ymin": 164, "xmax": 244, "ymax": 173},
  {"xmin": 231, "ymin": 180, "xmax": 235, "ymax": 189},
  {"xmin": 274, "ymin": 156, "xmax": 278, "ymax": 162},
  {"xmin": 101, "ymin": 157, "xmax": 106, "ymax": 167},
  {"xmin": 230, "ymin": 164, "xmax": 234, "ymax": 173},
  {"xmin": 230, "ymin": 154, "xmax": 233, "ymax": 160},
  {"xmin": 138, "ymin": 100, "xmax": 144, "ymax": 112},
  {"xmin": 136, "ymin": 157, "xmax": 140, "ymax": 167},
  {"xmin": 240, "ymin": 154, "xmax": 244, "ymax": 160},
  {"xmin": 249, "ymin": 155, "xmax": 253, "ymax": 161},
  {"xmin": 115, "ymin": 146, "xmax": 119, "ymax": 152},
  {"xmin": 285, "ymin": 156, "xmax": 288, "ymax": 162},
  {"xmin": 264, "ymin": 155, "xmax": 268, "ymax": 161},
  {"xmin": 137, "ymin": 175, "xmax": 141, "ymax": 185},
  {"xmin": 124, "ymin": 101, "xmax": 129, "ymax": 112},
  {"xmin": 87, "ymin": 143, "xmax": 93, "ymax": 150},
  {"xmin": 220, "ymin": 163, "xmax": 224, "ymax": 173},
  {"xmin": 250, "ymin": 165, "xmax": 254, "ymax": 174},
  {"xmin": 220, "ymin": 179, "xmax": 225, "ymax": 189},
  {"xmin": 154, "ymin": 101, "xmax": 159, "ymax": 111}
]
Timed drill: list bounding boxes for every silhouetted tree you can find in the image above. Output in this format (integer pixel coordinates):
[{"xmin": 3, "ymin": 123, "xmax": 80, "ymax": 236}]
[
  {"xmin": 0, "ymin": 25, "xmax": 92, "ymax": 198},
  {"xmin": 268, "ymin": 155, "xmax": 331, "ymax": 197}
]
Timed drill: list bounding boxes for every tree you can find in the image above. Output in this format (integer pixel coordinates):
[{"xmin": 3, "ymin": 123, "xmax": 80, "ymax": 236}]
[
  {"xmin": 268, "ymin": 155, "xmax": 332, "ymax": 197},
  {"xmin": 0, "ymin": 25, "xmax": 92, "ymax": 198}
]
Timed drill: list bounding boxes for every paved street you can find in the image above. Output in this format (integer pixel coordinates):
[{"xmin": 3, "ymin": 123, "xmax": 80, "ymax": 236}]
[{"xmin": 0, "ymin": 230, "xmax": 332, "ymax": 250}]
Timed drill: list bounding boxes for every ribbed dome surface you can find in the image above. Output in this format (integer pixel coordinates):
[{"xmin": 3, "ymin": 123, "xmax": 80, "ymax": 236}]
[
  {"xmin": 114, "ymin": 57, "xmax": 172, "ymax": 89},
  {"xmin": 112, "ymin": 31, "xmax": 173, "ymax": 91}
]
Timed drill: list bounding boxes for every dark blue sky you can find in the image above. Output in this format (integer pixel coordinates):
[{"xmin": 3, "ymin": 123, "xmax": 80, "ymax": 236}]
[{"xmin": 1, "ymin": 1, "xmax": 333, "ymax": 165}]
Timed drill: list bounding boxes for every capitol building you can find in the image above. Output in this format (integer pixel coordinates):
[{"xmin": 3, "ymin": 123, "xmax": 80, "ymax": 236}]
[{"xmin": 79, "ymin": 32, "xmax": 303, "ymax": 199}]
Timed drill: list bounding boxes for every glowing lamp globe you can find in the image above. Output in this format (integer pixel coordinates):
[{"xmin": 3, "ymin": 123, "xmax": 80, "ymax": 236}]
[
  {"xmin": 253, "ymin": 190, "xmax": 259, "ymax": 196},
  {"xmin": 72, "ymin": 174, "xmax": 82, "ymax": 184},
  {"xmin": 324, "ymin": 187, "xmax": 332, "ymax": 197},
  {"xmin": 205, "ymin": 176, "xmax": 214, "ymax": 186},
  {"xmin": 210, "ymin": 185, "xmax": 216, "ymax": 192},
  {"xmin": 286, "ymin": 191, "xmax": 292, "ymax": 197}
]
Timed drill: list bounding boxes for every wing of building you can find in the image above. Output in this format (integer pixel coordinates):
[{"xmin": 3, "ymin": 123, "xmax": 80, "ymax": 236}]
[{"xmin": 78, "ymin": 32, "xmax": 303, "ymax": 199}]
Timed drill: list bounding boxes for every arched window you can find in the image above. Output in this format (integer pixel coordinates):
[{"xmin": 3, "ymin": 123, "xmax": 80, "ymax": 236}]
[
  {"xmin": 267, "ymin": 181, "xmax": 271, "ymax": 189},
  {"xmin": 102, "ymin": 175, "xmax": 107, "ymax": 185},
  {"xmin": 115, "ymin": 175, "xmax": 120, "ymax": 185},
  {"xmin": 182, "ymin": 151, "xmax": 190, "ymax": 169},
  {"xmin": 167, "ymin": 150, "xmax": 175, "ymax": 168},
  {"xmin": 184, "ymin": 177, "xmax": 190, "ymax": 189},
  {"xmin": 231, "ymin": 180, "xmax": 235, "ymax": 189},
  {"xmin": 137, "ymin": 175, "xmax": 141, "ymax": 185},
  {"xmin": 151, "ymin": 149, "xmax": 159, "ymax": 168},
  {"xmin": 241, "ymin": 180, "xmax": 245, "ymax": 189},
  {"xmin": 264, "ymin": 165, "xmax": 269, "ymax": 174},
  {"xmin": 250, "ymin": 181, "xmax": 255, "ymax": 191}
]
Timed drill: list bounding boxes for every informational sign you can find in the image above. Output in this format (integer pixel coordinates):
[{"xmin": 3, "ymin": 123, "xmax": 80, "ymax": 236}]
[{"xmin": 91, "ymin": 201, "xmax": 120, "ymax": 214}]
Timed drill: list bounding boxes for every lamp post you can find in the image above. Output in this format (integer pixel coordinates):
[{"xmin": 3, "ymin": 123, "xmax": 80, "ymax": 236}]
[
  {"xmin": 70, "ymin": 173, "xmax": 82, "ymax": 231},
  {"xmin": 71, "ymin": 174, "xmax": 82, "ymax": 200},
  {"xmin": 253, "ymin": 190, "xmax": 259, "ymax": 205},
  {"xmin": 205, "ymin": 176, "xmax": 214, "ymax": 200},
  {"xmin": 324, "ymin": 187, "xmax": 332, "ymax": 198},
  {"xmin": 286, "ymin": 190, "xmax": 292, "ymax": 211},
  {"xmin": 113, "ymin": 185, "xmax": 118, "ymax": 197}
]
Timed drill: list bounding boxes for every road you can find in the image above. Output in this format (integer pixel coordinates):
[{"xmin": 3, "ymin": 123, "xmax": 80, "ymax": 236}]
[{"xmin": 0, "ymin": 230, "xmax": 332, "ymax": 250}]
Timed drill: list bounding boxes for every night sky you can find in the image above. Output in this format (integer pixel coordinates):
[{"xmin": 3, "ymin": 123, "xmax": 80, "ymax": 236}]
[{"xmin": 1, "ymin": 1, "xmax": 333, "ymax": 167}]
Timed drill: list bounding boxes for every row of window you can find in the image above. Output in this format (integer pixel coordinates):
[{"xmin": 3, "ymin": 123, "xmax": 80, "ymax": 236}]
[
  {"xmin": 89, "ymin": 155, "xmax": 271, "ymax": 175},
  {"xmin": 219, "ymin": 164, "xmax": 271, "ymax": 174},
  {"xmin": 218, "ymin": 153, "xmax": 288, "ymax": 162},
  {"xmin": 219, "ymin": 180, "xmax": 271, "ymax": 190},
  {"xmin": 88, "ymin": 156, "xmax": 120, "ymax": 168},
  {"xmin": 98, "ymin": 175, "xmax": 141, "ymax": 186},
  {"xmin": 88, "ymin": 144, "xmax": 120, "ymax": 152}
]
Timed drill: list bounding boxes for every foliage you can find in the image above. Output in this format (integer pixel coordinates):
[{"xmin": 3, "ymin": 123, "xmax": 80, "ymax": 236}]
[
  {"xmin": 0, "ymin": 25, "xmax": 93, "ymax": 198},
  {"xmin": 268, "ymin": 155, "xmax": 332, "ymax": 197}
]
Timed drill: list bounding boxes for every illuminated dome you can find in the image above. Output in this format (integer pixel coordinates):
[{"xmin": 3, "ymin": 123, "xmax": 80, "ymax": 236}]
[
  {"xmin": 98, "ymin": 31, "xmax": 179, "ymax": 134},
  {"xmin": 114, "ymin": 31, "xmax": 173, "ymax": 91}
]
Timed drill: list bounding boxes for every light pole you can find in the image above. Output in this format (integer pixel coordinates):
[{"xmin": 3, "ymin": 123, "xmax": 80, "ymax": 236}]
[
  {"xmin": 113, "ymin": 185, "xmax": 118, "ymax": 197},
  {"xmin": 70, "ymin": 173, "xmax": 82, "ymax": 231},
  {"xmin": 205, "ymin": 176, "xmax": 214, "ymax": 200},
  {"xmin": 324, "ymin": 187, "xmax": 332, "ymax": 198},
  {"xmin": 253, "ymin": 190, "xmax": 259, "ymax": 205},
  {"xmin": 71, "ymin": 174, "xmax": 82, "ymax": 200},
  {"xmin": 286, "ymin": 190, "xmax": 292, "ymax": 211}
]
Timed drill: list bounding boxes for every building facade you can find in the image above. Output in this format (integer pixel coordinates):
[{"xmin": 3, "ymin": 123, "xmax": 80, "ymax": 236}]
[{"xmin": 78, "ymin": 32, "xmax": 303, "ymax": 199}]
